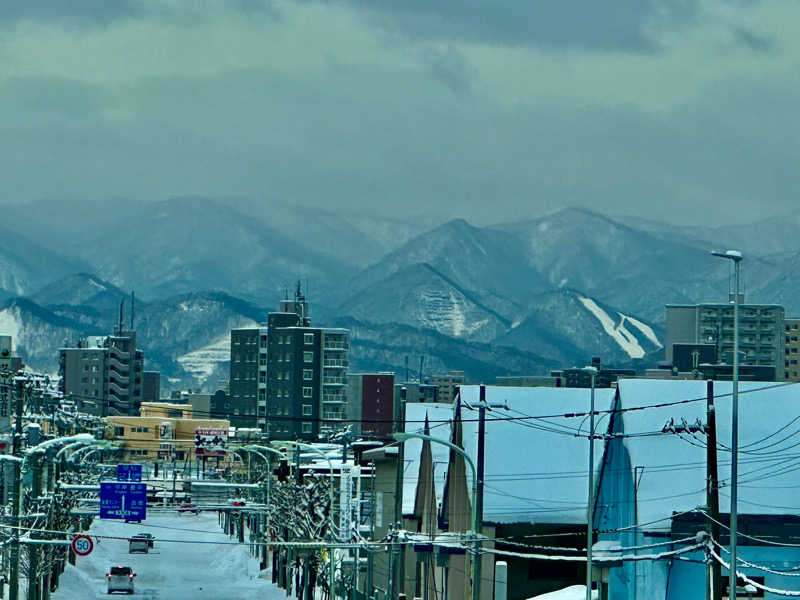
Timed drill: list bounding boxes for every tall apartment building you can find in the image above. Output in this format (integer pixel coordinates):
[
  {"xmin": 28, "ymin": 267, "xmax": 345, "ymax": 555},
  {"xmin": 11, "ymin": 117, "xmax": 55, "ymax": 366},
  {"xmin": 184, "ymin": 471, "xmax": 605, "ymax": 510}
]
[
  {"xmin": 784, "ymin": 318, "xmax": 800, "ymax": 381},
  {"xmin": 59, "ymin": 331, "xmax": 144, "ymax": 416},
  {"xmin": 229, "ymin": 285, "xmax": 350, "ymax": 441},
  {"xmin": 347, "ymin": 373, "xmax": 395, "ymax": 438},
  {"xmin": 229, "ymin": 327, "xmax": 265, "ymax": 428},
  {"xmin": 665, "ymin": 301, "xmax": 785, "ymax": 381}
]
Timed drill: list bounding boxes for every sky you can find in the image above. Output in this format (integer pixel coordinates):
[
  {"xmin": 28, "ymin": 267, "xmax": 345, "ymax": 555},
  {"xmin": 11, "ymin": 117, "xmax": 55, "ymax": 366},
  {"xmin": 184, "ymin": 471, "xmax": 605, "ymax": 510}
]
[{"xmin": 1, "ymin": 0, "xmax": 798, "ymax": 225}]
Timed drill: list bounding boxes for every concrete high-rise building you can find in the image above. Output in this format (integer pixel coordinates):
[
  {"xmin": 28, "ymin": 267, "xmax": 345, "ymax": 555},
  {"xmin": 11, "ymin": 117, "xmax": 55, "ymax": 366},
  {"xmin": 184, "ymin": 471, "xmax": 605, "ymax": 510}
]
[
  {"xmin": 142, "ymin": 371, "xmax": 161, "ymax": 403},
  {"xmin": 229, "ymin": 327, "xmax": 266, "ymax": 429},
  {"xmin": 347, "ymin": 373, "xmax": 394, "ymax": 438},
  {"xmin": 665, "ymin": 301, "xmax": 785, "ymax": 381},
  {"xmin": 229, "ymin": 283, "xmax": 350, "ymax": 441},
  {"xmin": 784, "ymin": 318, "xmax": 800, "ymax": 382},
  {"xmin": 428, "ymin": 370, "xmax": 465, "ymax": 403},
  {"xmin": 59, "ymin": 331, "xmax": 144, "ymax": 416}
]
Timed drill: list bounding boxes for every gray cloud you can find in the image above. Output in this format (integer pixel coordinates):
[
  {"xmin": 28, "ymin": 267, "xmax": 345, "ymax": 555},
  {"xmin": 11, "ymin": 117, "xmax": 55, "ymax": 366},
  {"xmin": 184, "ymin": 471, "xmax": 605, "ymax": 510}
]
[
  {"xmin": 423, "ymin": 45, "xmax": 477, "ymax": 95},
  {"xmin": 733, "ymin": 27, "xmax": 775, "ymax": 53},
  {"xmin": 342, "ymin": 0, "xmax": 698, "ymax": 51},
  {"xmin": 0, "ymin": 0, "xmax": 144, "ymax": 26}
]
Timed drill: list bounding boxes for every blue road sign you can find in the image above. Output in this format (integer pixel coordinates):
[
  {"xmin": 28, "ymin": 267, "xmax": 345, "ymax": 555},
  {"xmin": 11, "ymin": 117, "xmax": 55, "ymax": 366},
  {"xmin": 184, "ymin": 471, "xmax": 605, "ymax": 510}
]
[
  {"xmin": 116, "ymin": 464, "xmax": 142, "ymax": 482},
  {"xmin": 100, "ymin": 482, "xmax": 147, "ymax": 521}
]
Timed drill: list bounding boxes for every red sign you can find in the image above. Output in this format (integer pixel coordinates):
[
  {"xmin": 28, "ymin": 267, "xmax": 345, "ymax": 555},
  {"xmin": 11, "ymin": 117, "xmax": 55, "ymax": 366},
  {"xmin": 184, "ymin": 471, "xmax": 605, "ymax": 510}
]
[{"xmin": 71, "ymin": 535, "xmax": 93, "ymax": 556}]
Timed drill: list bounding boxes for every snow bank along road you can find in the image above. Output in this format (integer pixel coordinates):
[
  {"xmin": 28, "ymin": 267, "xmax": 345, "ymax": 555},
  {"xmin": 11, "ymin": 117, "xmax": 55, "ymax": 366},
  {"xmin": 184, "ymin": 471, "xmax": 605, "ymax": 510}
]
[{"xmin": 52, "ymin": 510, "xmax": 285, "ymax": 600}]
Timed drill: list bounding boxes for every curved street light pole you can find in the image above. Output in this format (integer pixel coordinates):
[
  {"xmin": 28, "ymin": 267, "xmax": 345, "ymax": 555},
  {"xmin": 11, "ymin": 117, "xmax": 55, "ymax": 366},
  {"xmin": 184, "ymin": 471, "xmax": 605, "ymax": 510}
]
[
  {"xmin": 394, "ymin": 431, "xmax": 480, "ymax": 600},
  {"xmin": 711, "ymin": 249, "xmax": 743, "ymax": 598},
  {"xmin": 279, "ymin": 441, "xmax": 337, "ymax": 600}
]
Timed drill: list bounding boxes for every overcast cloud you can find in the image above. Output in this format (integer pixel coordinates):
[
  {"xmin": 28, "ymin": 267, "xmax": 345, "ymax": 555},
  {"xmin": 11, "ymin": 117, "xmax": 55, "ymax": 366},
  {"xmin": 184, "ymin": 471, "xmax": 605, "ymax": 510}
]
[{"xmin": 0, "ymin": 0, "xmax": 797, "ymax": 225}]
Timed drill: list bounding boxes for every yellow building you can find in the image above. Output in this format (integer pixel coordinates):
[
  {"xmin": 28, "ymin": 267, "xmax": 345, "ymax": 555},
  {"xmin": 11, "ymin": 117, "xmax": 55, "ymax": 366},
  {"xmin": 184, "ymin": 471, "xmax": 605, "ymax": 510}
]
[{"xmin": 106, "ymin": 402, "xmax": 230, "ymax": 464}]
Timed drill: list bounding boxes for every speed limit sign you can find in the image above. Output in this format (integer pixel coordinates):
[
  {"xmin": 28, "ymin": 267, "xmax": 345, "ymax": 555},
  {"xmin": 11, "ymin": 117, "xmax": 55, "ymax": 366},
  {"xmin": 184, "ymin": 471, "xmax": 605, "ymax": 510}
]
[{"xmin": 71, "ymin": 535, "xmax": 93, "ymax": 556}]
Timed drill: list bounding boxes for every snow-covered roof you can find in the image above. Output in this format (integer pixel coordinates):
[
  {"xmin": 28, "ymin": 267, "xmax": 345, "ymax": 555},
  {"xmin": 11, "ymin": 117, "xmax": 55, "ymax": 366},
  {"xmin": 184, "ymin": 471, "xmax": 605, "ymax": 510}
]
[
  {"xmin": 402, "ymin": 402, "xmax": 454, "ymax": 517},
  {"xmin": 458, "ymin": 385, "xmax": 616, "ymax": 525},
  {"xmin": 614, "ymin": 379, "xmax": 800, "ymax": 530}
]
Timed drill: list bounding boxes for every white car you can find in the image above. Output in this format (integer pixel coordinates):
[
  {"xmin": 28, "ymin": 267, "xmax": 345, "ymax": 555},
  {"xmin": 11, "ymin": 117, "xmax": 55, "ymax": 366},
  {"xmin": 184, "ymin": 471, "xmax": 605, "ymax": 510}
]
[{"xmin": 106, "ymin": 565, "xmax": 136, "ymax": 594}]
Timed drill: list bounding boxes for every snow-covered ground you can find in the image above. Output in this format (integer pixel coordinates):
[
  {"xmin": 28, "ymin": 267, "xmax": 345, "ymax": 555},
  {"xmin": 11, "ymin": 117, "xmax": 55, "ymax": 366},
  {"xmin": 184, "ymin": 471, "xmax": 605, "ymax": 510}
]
[
  {"xmin": 528, "ymin": 585, "xmax": 598, "ymax": 599},
  {"xmin": 52, "ymin": 511, "xmax": 285, "ymax": 600}
]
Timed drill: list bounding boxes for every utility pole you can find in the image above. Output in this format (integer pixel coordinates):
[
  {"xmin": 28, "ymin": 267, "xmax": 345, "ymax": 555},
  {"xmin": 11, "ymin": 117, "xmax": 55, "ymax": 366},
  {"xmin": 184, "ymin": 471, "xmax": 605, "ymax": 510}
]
[
  {"xmin": 473, "ymin": 385, "xmax": 486, "ymax": 600},
  {"xmin": 584, "ymin": 367, "xmax": 597, "ymax": 600},
  {"xmin": 706, "ymin": 381, "xmax": 722, "ymax": 600},
  {"xmin": 10, "ymin": 378, "xmax": 25, "ymax": 600}
]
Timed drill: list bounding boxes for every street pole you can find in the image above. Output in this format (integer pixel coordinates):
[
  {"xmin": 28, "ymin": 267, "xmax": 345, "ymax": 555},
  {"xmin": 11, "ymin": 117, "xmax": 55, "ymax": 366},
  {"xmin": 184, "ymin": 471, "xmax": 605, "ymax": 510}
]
[
  {"xmin": 706, "ymin": 381, "xmax": 722, "ymax": 600},
  {"xmin": 711, "ymin": 249, "xmax": 742, "ymax": 599},
  {"xmin": 730, "ymin": 255, "xmax": 741, "ymax": 597},
  {"xmin": 585, "ymin": 367, "xmax": 597, "ymax": 600},
  {"xmin": 10, "ymin": 378, "xmax": 25, "ymax": 600},
  {"xmin": 474, "ymin": 385, "xmax": 486, "ymax": 600},
  {"xmin": 393, "ymin": 433, "xmax": 478, "ymax": 600}
]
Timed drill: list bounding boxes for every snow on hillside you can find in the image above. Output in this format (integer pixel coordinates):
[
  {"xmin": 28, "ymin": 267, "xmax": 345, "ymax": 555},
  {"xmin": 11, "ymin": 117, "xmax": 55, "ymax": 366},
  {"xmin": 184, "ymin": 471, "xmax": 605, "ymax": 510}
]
[
  {"xmin": 579, "ymin": 296, "xmax": 661, "ymax": 359},
  {"xmin": 0, "ymin": 307, "xmax": 22, "ymax": 340},
  {"xmin": 417, "ymin": 288, "xmax": 489, "ymax": 338},
  {"xmin": 177, "ymin": 329, "xmax": 245, "ymax": 382}
]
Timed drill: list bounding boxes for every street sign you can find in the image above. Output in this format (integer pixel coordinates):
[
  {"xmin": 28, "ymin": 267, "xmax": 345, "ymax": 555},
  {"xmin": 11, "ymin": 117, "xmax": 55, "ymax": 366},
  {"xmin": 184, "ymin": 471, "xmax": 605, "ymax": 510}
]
[
  {"xmin": 116, "ymin": 464, "xmax": 142, "ymax": 482},
  {"xmin": 71, "ymin": 535, "xmax": 93, "ymax": 556},
  {"xmin": 339, "ymin": 464, "xmax": 353, "ymax": 542},
  {"xmin": 100, "ymin": 481, "xmax": 147, "ymax": 521}
]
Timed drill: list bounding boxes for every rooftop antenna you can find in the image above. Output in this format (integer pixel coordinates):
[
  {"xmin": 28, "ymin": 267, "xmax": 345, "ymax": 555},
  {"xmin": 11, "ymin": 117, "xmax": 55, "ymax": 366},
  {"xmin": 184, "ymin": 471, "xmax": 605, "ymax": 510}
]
[
  {"xmin": 118, "ymin": 299, "xmax": 125, "ymax": 336},
  {"xmin": 419, "ymin": 355, "xmax": 425, "ymax": 384},
  {"xmin": 130, "ymin": 290, "xmax": 135, "ymax": 330}
]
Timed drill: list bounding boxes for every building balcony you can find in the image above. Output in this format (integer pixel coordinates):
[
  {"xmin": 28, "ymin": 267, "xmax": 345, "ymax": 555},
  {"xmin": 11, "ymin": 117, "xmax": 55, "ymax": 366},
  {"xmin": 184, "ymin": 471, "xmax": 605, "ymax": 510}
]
[
  {"xmin": 323, "ymin": 376, "xmax": 347, "ymax": 385},
  {"xmin": 322, "ymin": 397, "xmax": 347, "ymax": 404},
  {"xmin": 323, "ymin": 342, "xmax": 349, "ymax": 351},
  {"xmin": 323, "ymin": 359, "xmax": 349, "ymax": 368}
]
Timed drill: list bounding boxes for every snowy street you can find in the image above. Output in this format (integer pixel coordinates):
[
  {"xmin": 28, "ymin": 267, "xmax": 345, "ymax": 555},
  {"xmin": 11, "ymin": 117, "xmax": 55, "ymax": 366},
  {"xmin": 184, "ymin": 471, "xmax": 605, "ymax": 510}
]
[{"xmin": 52, "ymin": 511, "xmax": 285, "ymax": 600}]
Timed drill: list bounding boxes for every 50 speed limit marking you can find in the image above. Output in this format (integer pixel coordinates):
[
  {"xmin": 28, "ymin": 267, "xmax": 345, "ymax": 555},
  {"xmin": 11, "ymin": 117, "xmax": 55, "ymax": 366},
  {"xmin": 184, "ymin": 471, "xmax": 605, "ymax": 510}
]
[{"xmin": 71, "ymin": 534, "xmax": 93, "ymax": 556}]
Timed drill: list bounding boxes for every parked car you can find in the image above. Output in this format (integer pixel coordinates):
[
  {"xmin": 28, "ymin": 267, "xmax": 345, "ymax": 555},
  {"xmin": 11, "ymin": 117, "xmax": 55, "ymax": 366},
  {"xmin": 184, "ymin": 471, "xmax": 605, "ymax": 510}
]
[{"xmin": 106, "ymin": 565, "xmax": 136, "ymax": 594}]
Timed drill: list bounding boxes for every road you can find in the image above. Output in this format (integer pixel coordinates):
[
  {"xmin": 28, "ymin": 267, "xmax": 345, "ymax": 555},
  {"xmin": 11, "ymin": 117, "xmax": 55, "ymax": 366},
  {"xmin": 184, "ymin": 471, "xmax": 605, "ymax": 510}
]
[{"xmin": 52, "ymin": 509, "xmax": 285, "ymax": 600}]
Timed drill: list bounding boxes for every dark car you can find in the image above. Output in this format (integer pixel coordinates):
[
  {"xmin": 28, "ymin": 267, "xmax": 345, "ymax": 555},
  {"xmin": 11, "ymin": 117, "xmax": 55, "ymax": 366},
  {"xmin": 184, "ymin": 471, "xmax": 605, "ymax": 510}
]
[
  {"xmin": 135, "ymin": 533, "xmax": 155, "ymax": 548},
  {"xmin": 178, "ymin": 503, "xmax": 198, "ymax": 514}
]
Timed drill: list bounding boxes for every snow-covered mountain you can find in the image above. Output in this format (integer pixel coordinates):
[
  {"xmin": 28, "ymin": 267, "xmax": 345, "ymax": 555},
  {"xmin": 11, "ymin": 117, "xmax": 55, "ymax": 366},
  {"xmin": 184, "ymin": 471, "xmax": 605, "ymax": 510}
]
[
  {"xmin": 496, "ymin": 289, "xmax": 662, "ymax": 366},
  {"xmin": 4, "ymin": 201, "xmax": 800, "ymax": 390},
  {"xmin": 0, "ymin": 223, "xmax": 85, "ymax": 298}
]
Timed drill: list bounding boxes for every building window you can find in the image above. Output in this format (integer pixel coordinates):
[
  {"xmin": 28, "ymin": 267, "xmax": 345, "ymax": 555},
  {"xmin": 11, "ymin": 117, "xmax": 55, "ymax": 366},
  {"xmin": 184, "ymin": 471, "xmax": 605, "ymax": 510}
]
[
  {"xmin": 303, "ymin": 369, "xmax": 313, "ymax": 381},
  {"xmin": 303, "ymin": 387, "xmax": 313, "ymax": 398},
  {"xmin": 302, "ymin": 422, "xmax": 312, "ymax": 434},
  {"xmin": 302, "ymin": 404, "xmax": 312, "ymax": 416},
  {"xmin": 304, "ymin": 334, "xmax": 314, "ymax": 345},
  {"xmin": 114, "ymin": 427, "xmax": 125, "ymax": 436},
  {"xmin": 304, "ymin": 351, "xmax": 313, "ymax": 363}
]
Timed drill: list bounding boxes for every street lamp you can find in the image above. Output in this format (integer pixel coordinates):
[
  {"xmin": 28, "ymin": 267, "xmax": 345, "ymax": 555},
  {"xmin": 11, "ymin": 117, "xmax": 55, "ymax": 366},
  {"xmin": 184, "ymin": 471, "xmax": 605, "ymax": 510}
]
[
  {"xmin": 711, "ymin": 248, "xmax": 743, "ymax": 597},
  {"xmin": 582, "ymin": 366, "xmax": 598, "ymax": 600},
  {"xmin": 279, "ymin": 441, "xmax": 337, "ymax": 600},
  {"xmin": 393, "ymin": 431, "xmax": 481, "ymax": 600}
]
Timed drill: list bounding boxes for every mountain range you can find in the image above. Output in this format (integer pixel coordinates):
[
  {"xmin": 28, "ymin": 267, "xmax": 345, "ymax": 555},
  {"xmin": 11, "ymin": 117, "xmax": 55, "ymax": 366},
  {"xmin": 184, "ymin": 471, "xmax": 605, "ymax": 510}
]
[{"xmin": 1, "ymin": 197, "xmax": 797, "ymax": 391}]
